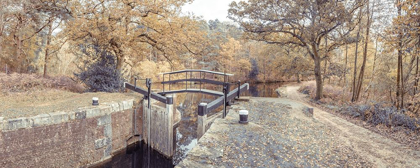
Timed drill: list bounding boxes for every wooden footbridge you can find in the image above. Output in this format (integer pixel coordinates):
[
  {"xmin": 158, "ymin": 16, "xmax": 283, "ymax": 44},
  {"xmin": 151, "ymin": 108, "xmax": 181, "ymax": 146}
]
[{"xmin": 124, "ymin": 69, "xmax": 249, "ymax": 158}]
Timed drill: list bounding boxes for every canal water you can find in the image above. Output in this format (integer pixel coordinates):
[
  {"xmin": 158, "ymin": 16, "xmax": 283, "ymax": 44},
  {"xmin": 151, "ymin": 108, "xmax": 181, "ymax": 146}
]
[{"xmin": 93, "ymin": 82, "xmax": 283, "ymax": 168}]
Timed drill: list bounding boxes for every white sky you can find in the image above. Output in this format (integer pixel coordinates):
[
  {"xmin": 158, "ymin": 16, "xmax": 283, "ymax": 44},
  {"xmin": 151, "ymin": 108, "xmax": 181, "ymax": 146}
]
[{"xmin": 182, "ymin": 0, "xmax": 239, "ymax": 22}]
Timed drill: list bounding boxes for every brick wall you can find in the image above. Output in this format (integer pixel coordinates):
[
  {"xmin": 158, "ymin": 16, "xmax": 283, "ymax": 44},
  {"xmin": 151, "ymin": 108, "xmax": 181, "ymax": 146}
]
[{"xmin": 0, "ymin": 100, "xmax": 142, "ymax": 168}]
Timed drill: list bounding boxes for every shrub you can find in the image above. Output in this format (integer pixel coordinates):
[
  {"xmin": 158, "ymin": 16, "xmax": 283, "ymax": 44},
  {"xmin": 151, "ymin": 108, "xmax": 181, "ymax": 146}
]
[
  {"xmin": 298, "ymin": 82, "xmax": 350, "ymax": 105},
  {"xmin": 370, "ymin": 105, "xmax": 394, "ymax": 127},
  {"xmin": 75, "ymin": 51, "xmax": 124, "ymax": 92}
]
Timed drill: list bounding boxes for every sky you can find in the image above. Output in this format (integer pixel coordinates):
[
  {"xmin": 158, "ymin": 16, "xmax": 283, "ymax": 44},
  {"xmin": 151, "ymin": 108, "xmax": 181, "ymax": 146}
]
[{"xmin": 182, "ymin": 0, "xmax": 238, "ymax": 22}]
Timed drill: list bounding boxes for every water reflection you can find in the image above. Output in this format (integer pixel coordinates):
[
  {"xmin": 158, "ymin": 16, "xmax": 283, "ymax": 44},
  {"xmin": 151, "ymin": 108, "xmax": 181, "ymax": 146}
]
[
  {"xmin": 91, "ymin": 142, "xmax": 173, "ymax": 168},
  {"xmin": 245, "ymin": 82, "xmax": 283, "ymax": 97},
  {"xmin": 173, "ymin": 93, "xmax": 218, "ymax": 165}
]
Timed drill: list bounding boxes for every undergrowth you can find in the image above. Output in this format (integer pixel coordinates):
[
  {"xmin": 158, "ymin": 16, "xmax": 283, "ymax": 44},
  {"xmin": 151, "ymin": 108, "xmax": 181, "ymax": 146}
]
[
  {"xmin": 0, "ymin": 73, "xmax": 85, "ymax": 93},
  {"xmin": 299, "ymin": 82, "xmax": 420, "ymax": 131}
]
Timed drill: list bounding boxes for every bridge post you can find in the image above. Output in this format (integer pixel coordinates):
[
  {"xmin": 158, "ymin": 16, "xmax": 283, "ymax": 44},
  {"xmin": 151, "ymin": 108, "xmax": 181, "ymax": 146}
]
[
  {"xmin": 237, "ymin": 80, "xmax": 241, "ymax": 99},
  {"xmin": 223, "ymin": 83, "xmax": 228, "ymax": 118},
  {"xmin": 197, "ymin": 103, "xmax": 207, "ymax": 139}
]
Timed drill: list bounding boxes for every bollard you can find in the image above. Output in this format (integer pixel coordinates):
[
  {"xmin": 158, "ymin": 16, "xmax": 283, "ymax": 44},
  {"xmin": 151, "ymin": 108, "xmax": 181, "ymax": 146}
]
[
  {"xmin": 308, "ymin": 108, "xmax": 314, "ymax": 117},
  {"xmin": 92, "ymin": 97, "xmax": 99, "ymax": 106},
  {"xmin": 239, "ymin": 110, "xmax": 249, "ymax": 124}
]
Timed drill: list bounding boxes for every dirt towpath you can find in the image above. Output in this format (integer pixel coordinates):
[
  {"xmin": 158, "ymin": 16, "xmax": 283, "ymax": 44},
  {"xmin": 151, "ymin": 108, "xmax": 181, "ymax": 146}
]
[{"xmin": 281, "ymin": 82, "xmax": 420, "ymax": 167}]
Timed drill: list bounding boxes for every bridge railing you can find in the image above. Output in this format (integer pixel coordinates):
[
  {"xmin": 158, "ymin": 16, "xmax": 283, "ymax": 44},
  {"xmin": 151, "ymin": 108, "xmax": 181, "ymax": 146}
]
[
  {"xmin": 159, "ymin": 69, "xmax": 234, "ymax": 96},
  {"xmin": 200, "ymin": 82, "xmax": 249, "ymax": 117},
  {"xmin": 124, "ymin": 78, "xmax": 173, "ymax": 108},
  {"xmin": 197, "ymin": 82, "xmax": 249, "ymax": 139}
]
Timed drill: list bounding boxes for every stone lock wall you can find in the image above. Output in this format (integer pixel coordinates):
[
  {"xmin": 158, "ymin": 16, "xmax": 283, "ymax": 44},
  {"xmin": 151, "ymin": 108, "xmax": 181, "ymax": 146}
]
[{"xmin": 0, "ymin": 100, "xmax": 141, "ymax": 168}]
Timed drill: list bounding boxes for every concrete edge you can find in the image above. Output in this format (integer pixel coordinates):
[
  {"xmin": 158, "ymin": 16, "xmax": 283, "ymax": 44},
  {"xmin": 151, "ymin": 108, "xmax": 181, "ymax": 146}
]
[{"xmin": 1, "ymin": 99, "xmax": 135, "ymax": 132}]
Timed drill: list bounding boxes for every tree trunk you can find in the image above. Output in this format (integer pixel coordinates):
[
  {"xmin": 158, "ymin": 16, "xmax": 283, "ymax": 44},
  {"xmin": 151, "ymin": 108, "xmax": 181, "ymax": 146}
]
[
  {"xmin": 351, "ymin": 23, "xmax": 362, "ymax": 101},
  {"xmin": 323, "ymin": 35, "xmax": 328, "ymax": 83},
  {"xmin": 323, "ymin": 59, "xmax": 327, "ymax": 82},
  {"xmin": 396, "ymin": 0, "xmax": 403, "ymax": 109},
  {"xmin": 344, "ymin": 44, "xmax": 348, "ymax": 87},
  {"xmin": 43, "ymin": 19, "xmax": 54, "ymax": 77},
  {"xmin": 314, "ymin": 56, "xmax": 323, "ymax": 100},
  {"xmin": 415, "ymin": 1, "xmax": 420, "ymax": 96},
  {"xmin": 355, "ymin": 0, "xmax": 371, "ymax": 102},
  {"xmin": 351, "ymin": 6, "xmax": 363, "ymax": 102},
  {"xmin": 415, "ymin": 56, "xmax": 419, "ymax": 96},
  {"xmin": 296, "ymin": 73, "xmax": 300, "ymax": 83},
  {"xmin": 16, "ymin": 37, "xmax": 22, "ymax": 73},
  {"xmin": 116, "ymin": 55, "xmax": 124, "ymax": 71},
  {"xmin": 364, "ymin": 35, "xmax": 378, "ymax": 101}
]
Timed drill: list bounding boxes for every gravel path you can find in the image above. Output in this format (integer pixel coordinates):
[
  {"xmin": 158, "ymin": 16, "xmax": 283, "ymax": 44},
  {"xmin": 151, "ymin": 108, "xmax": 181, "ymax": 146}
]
[
  {"xmin": 284, "ymin": 83, "xmax": 420, "ymax": 167},
  {"xmin": 177, "ymin": 98, "xmax": 372, "ymax": 167}
]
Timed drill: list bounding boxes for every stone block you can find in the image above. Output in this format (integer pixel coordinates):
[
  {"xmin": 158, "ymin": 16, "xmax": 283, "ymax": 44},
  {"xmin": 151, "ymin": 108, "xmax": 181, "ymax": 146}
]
[
  {"xmin": 68, "ymin": 111, "xmax": 76, "ymax": 120},
  {"xmin": 86, "ymin": 107, "xmax": 102, "ymax": 118},
  {"xmin": 75, "ymin": 110, "xmax": 86, "ymax": 120},
  {"xmin": 5, "ymin": 117, "xmax": 32, "ymax": 130},
  {"xmin": 49, "ymin": 112, "xmax": 69, "ymax": 124},
  {"xmin": 121, "ymin": 101, "xmax": 128, "ymax": 110},
  {"xmin": 32, "ymin": 114, "xmax": 51, "ymax": 127},
  {"xmin": 99, "ymin": 106, "xmax": 112, "ymax": 115},
  {"xmin": 104, "ymin": 144, "xmax": 112, "ymax": 158},
  {"xmin": 97, "ymin": 115, "xmax": 111, "ymax": 126},
  {"xmin": 95, "ymin": 138, "xmax": 110, "ymax": 149},
  {"xmin": 110, "ymin": 102, "xmax": 119, "ymax": 112},
  {"xmin": 104, "ymin": 124, "xmax": 112, "ymax": 137},
  {"xmin": 122, "ymin": 100, "xmax": 134, "ymax": 110},
  {"xmin": 118, "ymin": 102, "xmax": 124, "ymax": 111}
]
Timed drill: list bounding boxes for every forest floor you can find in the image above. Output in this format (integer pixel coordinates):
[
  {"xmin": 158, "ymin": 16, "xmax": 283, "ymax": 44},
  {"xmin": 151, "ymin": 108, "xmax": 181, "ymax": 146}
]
[{"xmin": 282, "ymin": 82, "xmax": 420, "ymax": 167}]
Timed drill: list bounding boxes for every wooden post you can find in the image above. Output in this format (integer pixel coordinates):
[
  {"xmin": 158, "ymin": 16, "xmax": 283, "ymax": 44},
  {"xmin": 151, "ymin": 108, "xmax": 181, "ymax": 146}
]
[
  {"xmin": 197, "ymin": 103, "xmax": 207, "ymax": 139},
  {"xmin": 142, "ymin": 98, "xmax": 150, "ymax": 145},
  {"xmin": 166, "ymin": 95, "xmax": 174, "ymax": 156}
]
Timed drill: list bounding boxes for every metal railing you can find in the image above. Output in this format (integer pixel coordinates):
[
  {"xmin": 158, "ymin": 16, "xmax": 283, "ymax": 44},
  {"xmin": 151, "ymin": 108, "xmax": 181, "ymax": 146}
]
[
  {"xmin": 125, "ymin": 70, "xmax": 249, "ymax": 119},
  {"xmin": 199, "ymin": 82, "xmax": 249, "ymax": 118},
  {"xmin": 124, "ymin": 78, "xmax": 173, "ymax": 108},
  {"xmin": 159, "ymin": 69, "xmax": 233, "ymax": 96}
]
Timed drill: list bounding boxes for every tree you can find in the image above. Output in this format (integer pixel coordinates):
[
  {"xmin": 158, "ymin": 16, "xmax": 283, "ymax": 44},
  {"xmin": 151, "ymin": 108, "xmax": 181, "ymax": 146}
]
[
  {"xmin": 352, "ymin": 0, "xmax": 375, "ymax": 102},
  {"xmin": 229, "ymin": 0, "xmax": 363, "ymax": 100},
  {"xmin": 219, "ymin": 37, "xmax": 241, "ymax": 72},
  {"xmin": 63, "ymin": 0, "xmax": 204, "ymax": 78},
  {"xmin": 0, "ymin": 0, "xmax": 70, "ymax": 74}
]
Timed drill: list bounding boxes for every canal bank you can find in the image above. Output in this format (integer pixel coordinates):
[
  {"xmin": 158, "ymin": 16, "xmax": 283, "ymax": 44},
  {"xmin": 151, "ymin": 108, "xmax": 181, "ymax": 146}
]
[
  {"xmin": 0, "ymin": 82, "xmax": 286, "ymax": 167},
  {"xmin": 177, "ymin": 98, "xmax": 373, "ymax": 167}
]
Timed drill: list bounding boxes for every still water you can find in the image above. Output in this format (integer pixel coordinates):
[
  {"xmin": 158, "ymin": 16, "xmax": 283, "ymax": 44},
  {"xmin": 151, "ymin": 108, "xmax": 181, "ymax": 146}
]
[{"xmin": 93, "ymin": 82, "xmax": 283, "ymax": 168}]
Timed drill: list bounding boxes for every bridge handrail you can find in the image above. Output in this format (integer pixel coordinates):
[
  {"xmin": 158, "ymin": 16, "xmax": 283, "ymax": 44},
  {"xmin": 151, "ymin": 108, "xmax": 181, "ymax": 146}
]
[
  {"xmin": 161, "ymin": 78, "xmax": 226, "ymax": 86},
  {"xmin": 124, "ymin": 82, "xmax": 169, "ymax": 104},
  {"xmin": 160, "ymin": 69, "xmax": 234, "ymax": 76},
  {"xmin": 206, "ymin": 83, "xmax": 249, "ymax": 112}
]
